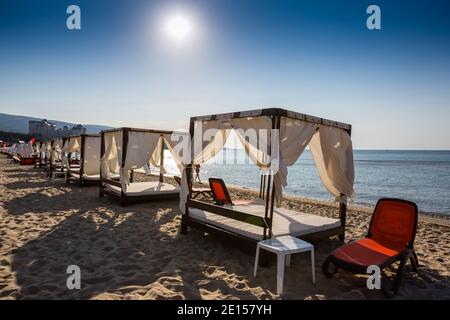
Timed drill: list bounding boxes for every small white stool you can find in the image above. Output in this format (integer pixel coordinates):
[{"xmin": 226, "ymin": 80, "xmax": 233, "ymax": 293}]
[{"xmin": 254, "ymin": 235, "xmax": 315, "ymax": 295}]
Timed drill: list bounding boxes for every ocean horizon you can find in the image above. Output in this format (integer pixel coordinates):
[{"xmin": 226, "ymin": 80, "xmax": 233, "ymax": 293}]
[{"xmin": 157, "ymin": 149, "xmax": 450, "ymax": 215}]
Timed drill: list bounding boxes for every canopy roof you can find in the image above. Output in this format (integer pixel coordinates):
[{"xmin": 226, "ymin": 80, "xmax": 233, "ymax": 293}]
[
  {"xmin": 191, "ymin": 107, "xmax": 351, "ymax": 132},
  {"xmin": 180, "ymin": 107, "xmax": 355, "ymax": 215}
]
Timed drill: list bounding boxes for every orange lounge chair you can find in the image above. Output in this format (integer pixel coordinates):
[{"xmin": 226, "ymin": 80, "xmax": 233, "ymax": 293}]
[
  {"xmin": 322, "ymin": 198, "xmax": 419, "ymax": 297},
  {"xmin": 209, "ymin": 178, "xmax": 253, "ymax": 206}
]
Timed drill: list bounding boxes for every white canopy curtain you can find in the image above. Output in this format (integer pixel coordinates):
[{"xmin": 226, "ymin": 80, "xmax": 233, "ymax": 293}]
[
  {"xmin": 174, "ymin": 120, "xmax": 231, "ymax": 213},
  {"xmin": 63, "ymin": 136, "xmax": 82, "ymax": 169},
  {"xmin": 309, "ymin": 125, "xmax": 355, "ymax": 202},
  {"xmin": 100, "ymin": 130, "xmax": 162, "ymax": 192},
  {"xmin": 60, "ymin": 138, "xmax": 68, "ymax": 168},
  {"xmin": 120, "ymin": 131, "xmax": 160, "ymax": 190},
  {"xmin": 230, "ymin": 117, "xmax": 273, "ymax": 169},
  {"xmin": 51, "ymin": 138, "xmax": 62, "ymax": 161},
  {"xmin": 83, "ymin": 136, "xmax": 102, "ymax": 175},
  {"xmin": 148, "ymin": 136, "xmax": 166, "ymax": 175},
  {"xmin": 45, "ymin": 142, "xmax": 52, "ymax": 159},
  {"xmin": 273, "ymin": 118, "xmax": 319, "ymax": 206},
  {"xmin": 182, "ymin": 115, "xmax": 355, "ymax": 211},
  {"xmin": 100, "ymin": 131, "xmax": 122, "ymax": 179},
  {"xmin": 100, "ymin": 131, "xmax": 122, "ymax": 180}
]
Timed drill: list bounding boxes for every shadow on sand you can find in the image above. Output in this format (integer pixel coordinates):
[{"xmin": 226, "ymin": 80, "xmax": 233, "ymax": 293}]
[{"xmin": 3, "ymin": 162, "xmax": 449, "ymax": 299}]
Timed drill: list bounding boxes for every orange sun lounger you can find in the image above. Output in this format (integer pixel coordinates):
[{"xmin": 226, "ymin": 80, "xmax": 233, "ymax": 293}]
[
  {"xmin": 322, "ymin": 198, "xmax": 419, "ymax": 297},
  {"xmin": 209, "ymin": 178, "xmax": 253, "ymax": 206}
]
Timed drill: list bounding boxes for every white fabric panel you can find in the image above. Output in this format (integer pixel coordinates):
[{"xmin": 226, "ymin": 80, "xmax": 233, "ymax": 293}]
[
  {"xmin": 230, "ymin": 116, "xmax": 272, "ymax": 168},
  {"xmin": 273, "ymin": 118, "xmax": 318, "ymax": 206},
  {"xmin": 149, "ymin": 136, "xmax": 165, "ymax": 174},
  {"xmin": 83, "ymin": 136, "xmax": 101, "ymax": 175},
  {"xmin": 61, "ymin": 138, "xmax": 68, "ymax": 168},
  {"xmin": 64, "ymin": 136, "xmax": 81, "ymax": 169},
  {"xmin": 162, "ymin": 133, "xmax": 185, "ymax": 173},
  {"xmin": 309, "ymin": 125, "xmax": 355, "ymax": 202},
  {"xmin": 68, "ymin": 136, "xmax": 81, "ymax": 152},
  {"xmin": 176, "ymin": 121, "xmax": 230, "ymax": 213},
  {"xmin": 120, "ymin": 131, "xmax": 161, "ymax": 191},
  {"xmin": 100, "ymin": 131, "xmax": 122, "ymax": 179},
  {"xmin": 43, "ymin": 142, "xmax": 51, "ymax": 158},
  {"xmin": 51, "ymin": 138, "xmax": 62, "ymax": 161}
]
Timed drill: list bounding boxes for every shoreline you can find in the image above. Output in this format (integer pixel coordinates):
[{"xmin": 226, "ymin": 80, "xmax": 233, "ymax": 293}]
[{"xmin": 226, "ymin": 184, "xmax": 450, "ymax": 226}]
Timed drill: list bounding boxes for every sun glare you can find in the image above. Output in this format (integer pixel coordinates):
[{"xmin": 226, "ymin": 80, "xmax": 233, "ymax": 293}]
[{"xmin": 166, "ymin": 13, "xmax": 192, "ymax": 42}]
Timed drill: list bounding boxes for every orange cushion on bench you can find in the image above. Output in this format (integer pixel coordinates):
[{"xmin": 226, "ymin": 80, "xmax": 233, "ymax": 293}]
[{"xmin": 332, "ymin": 238, "xmax": 404, "ymax": 267}]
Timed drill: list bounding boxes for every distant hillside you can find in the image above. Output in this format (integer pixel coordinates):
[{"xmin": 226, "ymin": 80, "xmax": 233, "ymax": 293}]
[{"xmin": 0, "ymin": 113, "xmax": 112, "ymax": 134}]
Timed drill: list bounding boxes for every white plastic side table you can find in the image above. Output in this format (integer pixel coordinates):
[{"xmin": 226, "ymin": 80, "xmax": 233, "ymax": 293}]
[{"xmin": 254, "ymin": 235, "xmax": 315, "ymax": 295}]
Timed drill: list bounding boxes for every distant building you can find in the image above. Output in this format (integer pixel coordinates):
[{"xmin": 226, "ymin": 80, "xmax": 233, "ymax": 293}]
[
  {"xmin": 29, "ymin": 119, "xmax": 86, "ymax": 138},
  {"xmin": 55, "ymin": 124, "xmax": 86, "ymax": 137},
  {"xmin": 29, "ymin": 119, "xmax": 56, "ymax": 138}
]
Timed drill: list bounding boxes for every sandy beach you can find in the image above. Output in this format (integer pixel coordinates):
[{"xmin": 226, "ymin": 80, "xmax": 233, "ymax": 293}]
[{"xmin": 0, "ymin": 155, "xmax": 449, "ymax": 300}]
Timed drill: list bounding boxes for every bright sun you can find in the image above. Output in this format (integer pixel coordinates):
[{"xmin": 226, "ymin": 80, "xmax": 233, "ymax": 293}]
[{"xmin": 166, "ymin": 14, "xmax": 192, "ymax": 42}]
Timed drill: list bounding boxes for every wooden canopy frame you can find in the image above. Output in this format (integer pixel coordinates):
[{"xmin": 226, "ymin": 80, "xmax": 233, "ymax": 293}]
[
  {"xmin": 66, "ymin": 134, "xmax": 101, "ymax": 187},
  {"xmin": 180, "ymin": 107, "xmax": 352, "ymax": 255},
  {"xmin": 99, "ymin": 127, "xmax": 180, "ymax": 207}
]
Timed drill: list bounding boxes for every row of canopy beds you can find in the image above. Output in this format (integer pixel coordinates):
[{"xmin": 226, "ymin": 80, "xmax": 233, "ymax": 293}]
[{"xmin": 33, "ymin": 108, "xmax": 355, "ymax": 255}]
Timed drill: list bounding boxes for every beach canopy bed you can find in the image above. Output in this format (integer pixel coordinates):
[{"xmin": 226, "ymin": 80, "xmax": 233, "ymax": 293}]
[
  {"xmin": 65, "ymin": 134, "xmax": 110, "ymax": 186},
  {"xmin": 15, "ymin": 141, "xmax": 36, "ymax": 165},
  {"xmin": 179, "ymin": 108, "xmax": 354, "ymax": 254},
  {"xmin": 99, "ymin": 127, "xmax": 181, "ymax": 206}
]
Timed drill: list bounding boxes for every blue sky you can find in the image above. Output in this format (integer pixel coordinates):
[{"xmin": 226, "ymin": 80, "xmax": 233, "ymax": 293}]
[{"xmin": 1, "ymin": 0, "xmax": 449, "ymax": 149}]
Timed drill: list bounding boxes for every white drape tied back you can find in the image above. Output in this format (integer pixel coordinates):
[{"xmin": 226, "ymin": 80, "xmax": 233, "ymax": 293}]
[
  {"xmin": 175, "ymin": 120, "xmax": 231, "ymax": 213},
  {"xmin": 309, "ymin": 125, "xmax": 355, "ymax": 203},
  {"xmin": 273, "ymin": 118, "xmax": 319, "ymax": 206},
  {"xmin": 64, "ymin": 136, "xmax": 82, "ymax": 169},
  {"xmin": 83, "ymin": 136, "xmax": 101, "ymax": 176},
  {"xmin": 100, "ymin": 131, "xmax": 122, "ymax": 181},
  {"xmin": 100, "ymin": 130, "xmax": 172, "ymax": 193},
  {"xmin": 121, "ymin": 131, "xmax": 160, "ymax": 191},
  {"xmin": 178, "ymin": 115, "xmax": 355, "ymax": 211}
]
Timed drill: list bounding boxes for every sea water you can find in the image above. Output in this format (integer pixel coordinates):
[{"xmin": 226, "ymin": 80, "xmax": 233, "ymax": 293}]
[{"xmin": 157, "ymin": 149, "xmax": 450, "ymax": 215}]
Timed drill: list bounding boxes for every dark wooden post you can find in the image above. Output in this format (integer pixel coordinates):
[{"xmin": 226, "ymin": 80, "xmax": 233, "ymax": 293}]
[
  {"xmin": 259, "ymin": 174, "xmax": 263, "ymax": 198},
  {"xmin": 99, "ymin": 131, "xmax": 105, "ymax": 198},
  {"xmin": 268, "ymin": 114, "xmax": 281, "ymax": 239},
  {"xmin": 120, "ymin": 128, "xmax": 129, "ymax": 207},
  {"xmin": 263, "ymin": 115, "xmax": 279, "ymax": 240},
  {"xmin": 339, "ymin": 199, "xmax": 347, "ymax": 241},
  {"xmin": 159, "ymin": 135, "xmax": 164, "ymax": 183},
  {"xmin": 180, "ymin": 120, "xmax": 195, "ymax": 235},
  {"xmin": 79, "ymin": 135, "xmax": 86, "ymax": 187},
  {"xmin": 338, "ymin": 125, "xmax": 352, "ymax": 242},
  {"xmin": 61, "ymin": 138, "xmax": 67, "ymax": 172}
]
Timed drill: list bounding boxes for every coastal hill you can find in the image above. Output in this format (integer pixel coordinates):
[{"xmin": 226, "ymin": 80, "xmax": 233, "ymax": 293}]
[{"xmin": 0, "ymin": 113, "xmax": 112, "ymax": 134}]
